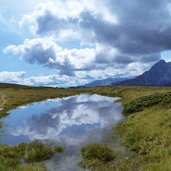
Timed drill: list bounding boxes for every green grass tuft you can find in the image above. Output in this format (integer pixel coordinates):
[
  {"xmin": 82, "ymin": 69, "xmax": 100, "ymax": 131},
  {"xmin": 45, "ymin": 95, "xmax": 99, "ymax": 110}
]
[
  {"xmin": 123, "ymin": 92, "xmax": 171, "ymax": 115},
  {"xmin": 0, "ymin": 140, "xmax": 63, "ymax": 170}
]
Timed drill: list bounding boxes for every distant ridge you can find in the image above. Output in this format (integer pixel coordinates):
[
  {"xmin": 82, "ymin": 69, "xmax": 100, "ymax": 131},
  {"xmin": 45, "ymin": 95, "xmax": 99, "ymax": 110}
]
[
  {"xmin": 114, "ymin": 60, "xmax": 171, "ymax": 86},
  {"xmin": 0, "ymin": 83, "xmax": 28, "ymax": 88},
  {"xmin": 0, "ymin": 83, "xmax": 57, "ymax": 89},
  {"xmin": 83, "ymin": 77, "xmax": 130, "ymax": 87}
]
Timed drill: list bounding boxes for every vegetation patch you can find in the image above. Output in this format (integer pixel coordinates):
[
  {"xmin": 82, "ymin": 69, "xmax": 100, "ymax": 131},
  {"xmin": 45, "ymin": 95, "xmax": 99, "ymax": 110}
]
[
  {"xmin": 0, "ymin": 164, "xmax": 47, "ymax": 171},
  {"xmin": 123, "ymin": 92, "xmax": 171, "ymax": 115},
  {"xmin": 79, "ymin": 143, "xmax": 142, "ymax": 171},
  {"xmin": 79, "ymin": 144, "xmax": 117, "ymax": 170},
  {"xmin": 0, "ymin": 84, "xmax": 80, "ymax": 119},
  {"xmin": 0, "ymin": 140, "xmax": 64, "ymax": 170},
  {"xmin": 77, "ymin": 86, "xmax": 171, "ymax": 170},
  {"xmin": 116, "ymin": 106, "xmax": 171, "ymax": 171},
  {"xmin": 1, "ymin": 85, "xmax": 171, "ymax": 170},
  {"xmin": 0, "ymin": 122, "xmax": 2, "ymax": 128}
]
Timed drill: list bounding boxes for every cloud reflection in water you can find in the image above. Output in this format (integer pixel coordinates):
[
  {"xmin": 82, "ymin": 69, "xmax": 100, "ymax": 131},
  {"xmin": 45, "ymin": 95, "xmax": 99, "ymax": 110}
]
[
  {"xmin": 0, "ymin": 94, "xmax": 124, "ymax": 171},
  {"xmin": 3, "ymin": 94, "xmax": 123, "ymax": 146}
]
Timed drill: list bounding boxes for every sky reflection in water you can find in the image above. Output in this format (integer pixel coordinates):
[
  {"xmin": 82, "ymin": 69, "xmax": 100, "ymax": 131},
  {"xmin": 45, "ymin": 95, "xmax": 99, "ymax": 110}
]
[{"xmin": 0, "ymin": 94, "xmax": 124, "ymax": 171}]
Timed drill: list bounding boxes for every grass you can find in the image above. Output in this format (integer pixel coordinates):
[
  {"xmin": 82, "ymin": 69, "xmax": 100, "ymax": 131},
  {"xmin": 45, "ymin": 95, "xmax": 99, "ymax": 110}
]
[
  {"xmin": 1, "ymin": 84, "xmax": 171, "ymax": 170},
  {"xmin": 79, "ymin": 144, "xmax": 118, "ymax": 170},
  {"xmin": 0, "ymin": 122, "xmax": 2, "ymax": 128},
  {"xmin": 0, "ymin": 140, "xmax": 64, "ymax": 171},
  {"xmin": 0, "ymin": 164, "xmax": 47, "ymax": 171},
  {"xmin": 79, "ymin": 143, "xmax": 141, "ymax": 171},
  {"xmin": 14, "ymin": 165, "xmax": 47, "ymax": 171},
  {"xmin": 77, "ymin": 86, "xmax": 171, "ymax": 171},
  {"xmin": 123, "ymin": 92, "xmax": 171, "ymax": 115},
  {"xmin": 0, "ymin": 84, "xmax": 81, "ymax": 119},
  {"xmin": 116, "ymin": 106, "xmax": 171, "ymax": 171}
]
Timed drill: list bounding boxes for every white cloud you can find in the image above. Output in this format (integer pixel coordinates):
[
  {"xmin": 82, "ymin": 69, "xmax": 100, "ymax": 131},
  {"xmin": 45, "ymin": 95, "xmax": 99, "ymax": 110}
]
[
  {"xmin": 3, "ymin": 38, "xmax": 97, "ymax": 76},
  {"xmin": 19, "ymin": 0, "xmax": 117, "ymax": 40},
  {"xmin": 0, "ymin": 61, "xmax": 153, "ymax": 87},
  {"xmin": 3, "ymin": 0, "xmax": 167, "ymax": 87},
  {"xmin": 0, "ymin": 71, "xmax": 85, "ymax": 87},
  {"xmin": 3, "ymin": 36, "xmax": 153, "ymax": 86},
  {"xmin": 0, "ymin": 71, "xmax": 26, "ymax": 83},
  {"xmin": 21, "ymin": 74, "xmax": 78, "ymax": 87}
]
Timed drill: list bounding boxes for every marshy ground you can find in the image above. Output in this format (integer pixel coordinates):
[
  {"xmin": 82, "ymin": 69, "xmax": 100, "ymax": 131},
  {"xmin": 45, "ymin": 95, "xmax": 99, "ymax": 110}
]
[{"xmin": 0, "ymin": 84, "xmax": 171, "ymax": 171}]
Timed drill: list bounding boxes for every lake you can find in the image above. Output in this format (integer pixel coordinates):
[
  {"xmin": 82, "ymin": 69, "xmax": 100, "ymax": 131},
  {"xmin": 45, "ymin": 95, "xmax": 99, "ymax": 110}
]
[{"xmin": 0, "ymin": 94, "xmax": 124, "ymax": 171}]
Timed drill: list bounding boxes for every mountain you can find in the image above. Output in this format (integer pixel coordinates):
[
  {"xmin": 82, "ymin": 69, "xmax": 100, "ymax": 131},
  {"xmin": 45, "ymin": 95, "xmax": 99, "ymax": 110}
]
[
  {"xmin": 84, "ymin": 77, "xmax": 131, "ymax": 87},
  {"xmin": 114, "ymin": 60, "xmax": 171, "ymax": 86}
]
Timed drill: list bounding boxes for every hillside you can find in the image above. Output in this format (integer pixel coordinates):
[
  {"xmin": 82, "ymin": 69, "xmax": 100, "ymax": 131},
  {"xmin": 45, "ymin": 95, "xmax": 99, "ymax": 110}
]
[{"xmin": 114, "ymin": 60, "xmax": 171, "ymax": 86}]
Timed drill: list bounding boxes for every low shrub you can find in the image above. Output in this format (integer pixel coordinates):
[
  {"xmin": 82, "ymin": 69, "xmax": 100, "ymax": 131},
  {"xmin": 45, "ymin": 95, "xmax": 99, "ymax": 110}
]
[
  {"xmin": 0, "ymin": 140, "xmax": 64, "ymax": 170},
  {"xmin": 123, "ymin": 92, "xmax": 171, "ymax": 115},
  {"xmin": 79, "ymin": 144, "xmax": 117, "ymax": 170}
]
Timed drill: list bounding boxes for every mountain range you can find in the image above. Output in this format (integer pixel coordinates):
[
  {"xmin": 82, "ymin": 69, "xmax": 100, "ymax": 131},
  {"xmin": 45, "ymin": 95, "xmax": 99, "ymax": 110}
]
[
  {"xmin": 83, "ymin": 59, "xmax": 171, "ymax": 87},
  {"xmin": 83, "ymin": 77, "xmax": 131, "ymax": 87},
  {"xmin": 114, "ymin": 60, "xmax": 171, "ymax": 86}
]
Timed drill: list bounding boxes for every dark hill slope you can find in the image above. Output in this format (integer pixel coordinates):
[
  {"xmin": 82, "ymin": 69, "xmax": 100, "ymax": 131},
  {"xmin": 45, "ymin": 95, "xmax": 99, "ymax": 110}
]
[{"xmin": 114, "ymin": 60, "xmax": 171, "ymax": 86}]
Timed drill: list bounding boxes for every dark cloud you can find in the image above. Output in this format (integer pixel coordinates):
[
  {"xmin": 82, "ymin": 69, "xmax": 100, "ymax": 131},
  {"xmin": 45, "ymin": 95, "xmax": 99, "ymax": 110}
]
[
  {"xmin": 114, "ymin": 55, "xmax": 134, "ymax": 64},
  {"xmin": 36, "ymin": 11, "xmax": 66, "ymax": 35},
  {"xmin": 23, "ymin": 0, "xmax": 171, "ymax": 66},
  {"xmin": 80, "ymin": 0, "xmax": 171, "ymax": 57},
  {"xmin": 5, "ymin": 0, "xmax": 171, "ymax": 80},
  {"xmin": 23, "ymin": 42, "xmax": 56, "ymax": 64},
  {"xmin": 35, "ymin": 10, "xmax": 78, "ymax": 35},
  {"xmin": 139, "ymin": 53, "xmax": 161, "ymax": 63}
]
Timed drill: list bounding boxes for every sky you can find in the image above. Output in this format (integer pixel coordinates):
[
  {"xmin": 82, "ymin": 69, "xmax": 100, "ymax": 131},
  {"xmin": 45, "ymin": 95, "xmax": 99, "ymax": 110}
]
[{"xmin": 1, "ymin": 0, "xmax": 171, "ymax": 87}]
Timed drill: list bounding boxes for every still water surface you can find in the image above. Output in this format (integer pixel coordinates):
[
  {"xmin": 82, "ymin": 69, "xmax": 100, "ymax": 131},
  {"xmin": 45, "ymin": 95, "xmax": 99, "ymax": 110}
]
[{"xmin": 0, "ymin": 94, "xmax": 124, "ymax": 171}]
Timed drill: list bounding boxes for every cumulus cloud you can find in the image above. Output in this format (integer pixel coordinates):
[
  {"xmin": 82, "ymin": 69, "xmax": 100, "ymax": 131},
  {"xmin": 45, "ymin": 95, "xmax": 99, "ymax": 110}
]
[
  {"xmin": 4, "ymin": 38, "xmax": 97, "ymax": 76},
  {"xmin": 0, "ymin": 71, "xmax": 26, "ymax": 83},
  {"xmin": 22, "ymin": 74, "xmax": 89, "ymax": 87},
  {"xmin": 5, "ymin": 37, "xmax": 132, "ymax": 76},
  {"xmin": 93, "ymin": 0, "xmax": 171, "ymax": 56},
  {"xmin": 18, "ymin": 0, "xmax": 171, "ymax": 58},
  {"xmin": 22, "ymin": 75, "xmax": 66, "ymax": 86},
  {"xmin": 19, "ymin": 1, "xmax": 117, "ymax": 36},
  {"xmin": 0, "ymin": 63, "xmax": 150, "ymax": 87},
  {"xmin": 4, "ymin": 0, "xmax": 171, "ymax": 85},
  {"xmin": 0, "ymin": 71, "xmax": 91, "ymax": 87}
]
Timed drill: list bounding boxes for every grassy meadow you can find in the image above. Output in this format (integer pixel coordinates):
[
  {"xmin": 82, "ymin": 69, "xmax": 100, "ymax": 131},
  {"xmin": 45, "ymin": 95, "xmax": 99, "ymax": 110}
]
[
  {"xmin": 0, "ymin": 83, "xmax": 171, "ymax": 170},
  {"xmin": 78, "ymin": 86, "xmax": 171, "ymax": 171},
  {"xmin": 0, "ymin": 83, "xmax": 81, "ymax": 119}
]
